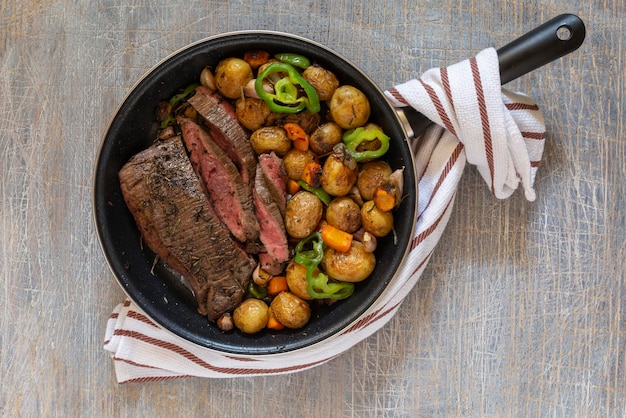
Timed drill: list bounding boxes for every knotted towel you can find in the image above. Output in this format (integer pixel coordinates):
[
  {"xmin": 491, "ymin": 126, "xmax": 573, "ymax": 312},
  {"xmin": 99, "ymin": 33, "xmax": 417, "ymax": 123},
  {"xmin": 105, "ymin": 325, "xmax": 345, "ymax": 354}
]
[{"xmin": 104, "ymin": 48, "xmax": 546, "ymax": 383}]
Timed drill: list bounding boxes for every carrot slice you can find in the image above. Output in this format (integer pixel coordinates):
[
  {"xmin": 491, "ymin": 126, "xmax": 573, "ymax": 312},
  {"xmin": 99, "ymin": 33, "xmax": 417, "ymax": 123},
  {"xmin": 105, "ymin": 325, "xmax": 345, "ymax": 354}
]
[
  {"xmin": 284, "ymin": 123, "xmax": 309, "ymax": 151},
  {"xmin": 267, "ymin": 308, "xmax": 285, "ymax": 330},
  {"xmin": 320, "ymin": 223, "xmax": 353, "ymax": 253},
  {"xmin": 373, "ymin": 185, "xmax": 396, "ymax": 212},
  {"xmin": 287, "ymin": 178, "xmax": 301, "ymax": 195},
  {"xmin": 268, "ymin": 276, "xmax": 289, "ymax": 296},
  {"xmin": 243, "ymin": 50, "xmax": 270, "ymax": 69},
  {"xmin": 300, "ymin": 161, "xmax": 323, "ymax": 188}
]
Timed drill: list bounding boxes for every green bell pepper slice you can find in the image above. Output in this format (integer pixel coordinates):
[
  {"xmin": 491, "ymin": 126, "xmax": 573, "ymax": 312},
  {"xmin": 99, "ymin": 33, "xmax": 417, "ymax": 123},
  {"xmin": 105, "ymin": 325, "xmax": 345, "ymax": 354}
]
[
  {"xmin": 275, "ymin": 53, "xmax": 311, "ymax": 70},
  {"xmin": 255, "ymin": 62, "xmax": 320, "ymax": 114},
  {"xmin": 159, "ymin": 83, "xmax": 199, "ymax": 128},
  {"xmin": 247, "ymin": 281, "xmax": 268, "ymax": 299},
  {"xmin": 297, "ymin": 180, "xmax": 332, "ymax": 205},
  {"xmin": 342, "ymin": 127, "xmax": 391, "ymax": 162}
]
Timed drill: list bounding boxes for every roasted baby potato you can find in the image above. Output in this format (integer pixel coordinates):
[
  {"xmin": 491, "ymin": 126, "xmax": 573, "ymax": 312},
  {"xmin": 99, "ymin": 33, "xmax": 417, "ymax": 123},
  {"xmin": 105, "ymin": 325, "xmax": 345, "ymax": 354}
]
[
  {"xmin": 235, "ymin": 96, "xmax": 279, "ymax": 131},
  {"xmin": 249, "ymin": 126, "xmax": 292, "ymax": 156},
  {"xmin": 302, "ymin": 64, "xmax": 339, "ymax": 101},
  {"xmin": 329, "ymin": 85, "xmax": 371, "ymax": 129},
  {"xmin": 283, "ymin": 148, "xmax": 317, "ymax": 180},
  {"xmin": 357, "ymin": 160, "xmax": 393, "ymax": 201},
  {"xmin": 361, "ymin": 200, "xmax": 394, "ymax": 237},
  {"xmin": 326, "ymin": 196, "xmax": 361, "ymax": 233},
  {"xmin": 285, "ymin": 191, "xmax": 323, "ymax": 239},
  {"xmin": 282, "ymin": 110, "xmax": 321, "ymax": 134},
  {"xmin": 309, "ymin": 122, "xmax": 343, "ymax": 155},
  {"xmin": 321, "ymin": 146, "xmax": 358, "ymax": 196},
  {"xmin": 215, "ymin": 57, "xmax": 253, "ymax": 99},
  {"xmin": 233, "ymin": 298, "xmax": 269, "ymax": 334},
  {"xmin": 321, "ymin": 241, "xmax": 376, "ymax": 282},
  {"xmin": 285, "ymin": 261, "xmax": 315, "ymax": 300},
  {"xmin": 270, "ymin": 291, "xmax": 311, "ymax": 329}
]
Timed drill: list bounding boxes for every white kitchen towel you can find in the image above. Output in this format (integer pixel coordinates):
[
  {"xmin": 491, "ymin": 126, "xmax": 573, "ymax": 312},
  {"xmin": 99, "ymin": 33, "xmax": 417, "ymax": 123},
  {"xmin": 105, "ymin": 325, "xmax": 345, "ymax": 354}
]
[{"xmin": 104, "ymin": 47, "xmax": 546, "ymax": 383}]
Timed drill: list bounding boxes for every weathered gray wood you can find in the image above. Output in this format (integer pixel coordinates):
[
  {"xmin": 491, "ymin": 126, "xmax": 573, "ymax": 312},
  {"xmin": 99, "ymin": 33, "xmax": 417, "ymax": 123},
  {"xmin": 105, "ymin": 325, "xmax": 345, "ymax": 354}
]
[{"xmin": 1, "ymin": 0, "xmax": 624, "ymax": 416}]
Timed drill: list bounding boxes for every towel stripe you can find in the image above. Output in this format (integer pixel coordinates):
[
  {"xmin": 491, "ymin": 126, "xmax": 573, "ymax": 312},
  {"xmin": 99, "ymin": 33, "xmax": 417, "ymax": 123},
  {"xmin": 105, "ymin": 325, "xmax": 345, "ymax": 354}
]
[
  {"xmin": 470, "ymin": 57, "xmax": 495, "ymax": 194},
  {"xmin": 506, "ymin": 102, "xmax": 539, "ymax": 111},
  {"xmin": 419, "ymin": 78, "xmax": 457, "ymax": 136},
  {"xmin": 113, "ymin": 329, "xmax": 334, "ymax": 376}
]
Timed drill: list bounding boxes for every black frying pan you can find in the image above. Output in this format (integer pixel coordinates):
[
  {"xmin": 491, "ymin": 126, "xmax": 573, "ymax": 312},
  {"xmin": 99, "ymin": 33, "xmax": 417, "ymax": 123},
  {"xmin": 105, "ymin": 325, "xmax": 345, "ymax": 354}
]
[{"xmin": 93, "ymin": 14, "xmax": 584, "ymax": 354}]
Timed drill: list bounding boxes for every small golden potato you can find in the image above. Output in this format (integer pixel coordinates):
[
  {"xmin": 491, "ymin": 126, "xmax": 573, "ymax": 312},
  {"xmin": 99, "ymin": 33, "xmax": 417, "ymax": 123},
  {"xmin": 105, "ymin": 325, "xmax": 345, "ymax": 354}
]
[
  {"xmin": 235, "ymin": 96, "xmax": 279, "ymax": 131},
  {"xmin": 309, "ymin": 122, "xmax": 343, "ymax": 155},
  {"xmin": 286, "ymin": 261, "xmax": 314, "ymax": 300},
  {"xmin": 233, "ymin": 298, "xmax": 269, "ymax": 334},
  {"xmin": 285, "ymin": 191, "xmax": 323, "ymax": 239},
  {"xmin": 321, "ymin": 150, "xmax": 358, "ymax": 196},
  {"xmin": 270, "ymin": 291, "xmax": 311, "ymax": 329},
  {"xmin": 329, "ymin": 85, "xmax": 371, "ymax": 129},
  {"xmin": 361, "ymin": 200, "xmax": 394, "ymax": 237},
  {"xmin": 250, "ymin": 126, "xmax": 292, "ymax": 156},
  {"xmin": 321, "ymin": 241, "xmax": 376, "ymax": 282},
  {"xmin": 283, "ymin": 148, "xmax": 317, "ymax": 180},
  {"xmin": 282, "ymin": 110, "xmax": 321, "ymax": 134},
  {"xmin": 357, "ymin": 160, "xmax": 393, "ymax": 201},
  {"xmin": 215, "ymin": 57, "xmax": 253, "ymax": 99},
  {"xmin": 326, "ymin": 196, "xmax": 361, "ymax": 233},
  {"xmin": 302, "ymin": 64, "xmax": 339, "ymax": 101}
]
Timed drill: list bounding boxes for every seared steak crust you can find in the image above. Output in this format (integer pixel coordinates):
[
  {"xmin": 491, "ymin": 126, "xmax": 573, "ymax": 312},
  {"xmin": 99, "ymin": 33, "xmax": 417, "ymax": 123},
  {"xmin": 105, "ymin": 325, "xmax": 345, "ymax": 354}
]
[{"xmin": 118, "ymin": 137, "xmax": 255, "ymax": 321}]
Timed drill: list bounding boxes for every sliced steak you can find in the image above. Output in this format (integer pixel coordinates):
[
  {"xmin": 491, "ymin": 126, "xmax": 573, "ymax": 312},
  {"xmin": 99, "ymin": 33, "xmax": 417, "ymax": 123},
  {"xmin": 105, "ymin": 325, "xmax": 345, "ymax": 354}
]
[
  {"xmin": 188, "ymin": 86, "xmax": 257, "ymax": 191},
  {"xmin": 119, "ymin": 137, "xmax": 256, "ymax": 321},
  {"xmin": 178, "ymin": 116, "xmax": 259, "ymax": 243},
  {"xmin": 253, "ymin": 165, "xmax": 290, "ymax": 275},
  {"xmin": 257, "ymin": 152, "xmax": 288, "ymax": 217}
]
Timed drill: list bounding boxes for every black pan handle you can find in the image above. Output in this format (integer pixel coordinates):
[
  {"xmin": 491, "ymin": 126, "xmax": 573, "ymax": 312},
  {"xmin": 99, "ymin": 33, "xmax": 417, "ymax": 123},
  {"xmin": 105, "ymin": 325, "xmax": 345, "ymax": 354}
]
[
  {"xmin": 399, "ymin": 14, "xmax": 586, "ymax": 138},
  {"xmin": 498, "ymin": 13, "xmax": 586, "ymax": 84}
]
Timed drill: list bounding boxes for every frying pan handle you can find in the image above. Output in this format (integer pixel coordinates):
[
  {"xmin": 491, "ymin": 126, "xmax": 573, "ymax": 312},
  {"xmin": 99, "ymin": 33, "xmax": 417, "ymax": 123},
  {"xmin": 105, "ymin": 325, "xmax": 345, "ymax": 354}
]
[
  {"xmin": 498, "ymin": 13, "xmax": 586, "ymax": 84},
  {"xmin": 399, "ymin": 14, "xmax": 586, "ymax": 138}
]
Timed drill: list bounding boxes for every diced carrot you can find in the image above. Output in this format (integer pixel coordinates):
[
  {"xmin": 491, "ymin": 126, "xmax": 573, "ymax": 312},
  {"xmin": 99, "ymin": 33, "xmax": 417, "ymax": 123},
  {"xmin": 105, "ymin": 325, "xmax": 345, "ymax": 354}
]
[
  {"xmin": 292, "ymin": 137, "xmax": 309, "ymax": 151},
  {"xmin": 267, "ymin": 275, "xmax": 289, "ymax": 296},
  {"xmin": 284, "ymin": 123, "xmax": 309, "ymax": 151},
  {"xmin": 287, "ymin": 178, "xmax": 301, "ymax": 195},
  {"xmin": 243, "ymin": 50, "xmax": 270, "ymax": 69},
  {"xmin": 267, "ymin": 308, "xmax": 285, "ymax": 330},
  {"xmin": 373, "ymin": 185, "xmax": 397, "ymax": 212},
  {"xmin": 300, "ymin": 161, "xmax": 323, "ymax": 188},
  {"xmin": 320, "ymin": 223, "xmax": 353, "ymax": 253}
]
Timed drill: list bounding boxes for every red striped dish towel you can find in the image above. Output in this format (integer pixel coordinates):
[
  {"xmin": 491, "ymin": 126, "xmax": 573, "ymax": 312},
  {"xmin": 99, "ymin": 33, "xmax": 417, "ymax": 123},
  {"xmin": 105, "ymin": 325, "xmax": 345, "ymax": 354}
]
[{"xmin": 104, "ymin": 47, "xmax": 545, "ymax": 383}]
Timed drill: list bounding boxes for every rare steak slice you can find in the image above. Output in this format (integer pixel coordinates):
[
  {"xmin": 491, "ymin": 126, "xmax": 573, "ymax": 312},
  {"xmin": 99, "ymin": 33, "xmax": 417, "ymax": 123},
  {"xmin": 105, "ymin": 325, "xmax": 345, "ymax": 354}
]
[
  {"xmin": 118, "ymin": 137, "xmax": 256, "ymax": 321},
  {"xmin": 188, "ymin": 86, "xmax": 257, "ymax": 192},
  {"xmin": 178, "ymin": 116, "xmax": 259, "ymax": 243},
  {"xmin": 253, "ymin": 164, "xmax": 290, "ymax": 275},
  {"xmin": 257, "ymin": 152, "xmax": 288, "ymax": 217}
]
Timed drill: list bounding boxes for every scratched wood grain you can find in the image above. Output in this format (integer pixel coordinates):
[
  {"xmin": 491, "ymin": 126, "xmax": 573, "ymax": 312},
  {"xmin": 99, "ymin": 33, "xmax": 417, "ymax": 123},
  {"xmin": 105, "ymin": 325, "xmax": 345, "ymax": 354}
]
[{"xmin": 1, "ymin": 0, "xmax": 624, "ymax": 416}]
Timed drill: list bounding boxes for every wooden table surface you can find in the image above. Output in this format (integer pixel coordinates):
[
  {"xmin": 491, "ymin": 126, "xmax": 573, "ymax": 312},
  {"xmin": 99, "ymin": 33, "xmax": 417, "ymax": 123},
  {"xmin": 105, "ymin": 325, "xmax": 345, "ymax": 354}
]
[{"xmin": 1, "ymin": 0, "xmax": 624, "ymax": 416}]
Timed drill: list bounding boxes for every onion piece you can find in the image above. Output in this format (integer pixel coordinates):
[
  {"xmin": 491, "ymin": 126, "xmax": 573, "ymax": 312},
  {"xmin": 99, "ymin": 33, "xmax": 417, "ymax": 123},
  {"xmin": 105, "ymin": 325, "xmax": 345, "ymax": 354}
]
[
  {"xmin": 244, "ymin": 78, "xmax": 274, "ymax": 99},
  {"xmin": 389, "ymin": 167, "xmax": 404, "ymax": 205},
  {"xmin": 353, "ymin": 228, "xmax": 377, "ymax": 252},
  {"xmin": 252, "ymin": 263, "xmax": 273, "ymax": 287},
  {"xmin": 217, "ymin": 313, "xmax": 234, "ymax": 332},
  {"xmin": 200, "ymin": 66, "xmax": 217, "ymax": 91}
]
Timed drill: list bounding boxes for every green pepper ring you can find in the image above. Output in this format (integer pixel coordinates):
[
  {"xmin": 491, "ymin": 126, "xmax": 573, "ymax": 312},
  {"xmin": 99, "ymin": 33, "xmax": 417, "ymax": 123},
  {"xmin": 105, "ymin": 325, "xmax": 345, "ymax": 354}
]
[{"xmin": 254, "ymin": 62, "xmax": 321, "ymax": 114}]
